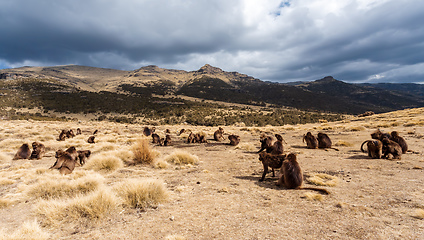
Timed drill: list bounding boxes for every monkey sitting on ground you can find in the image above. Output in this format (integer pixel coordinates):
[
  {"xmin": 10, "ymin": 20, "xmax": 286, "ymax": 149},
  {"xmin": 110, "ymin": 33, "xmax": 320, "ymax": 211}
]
[
  {"xmin": 87, "ymin": 136, "xmax": 95, "ymax": 144},
  {"xmin": 29, "ymin": 142, "xmax": 45, "ymax": 160},
  {"xmin": 276, "ymin": 153, "xmax": 330, "ymax": 194},
  {"xmin": 214, "ymin": 127, "xmax": 225, "ymax": 141},
  {"xmin": 77, "ymin": 150, "xmax": 91, "ymax": 166},
  {"xmin": 50, "ymin": 146, "xmax": 78, "ymax": 174},
  {"xmin": 371, "ymin": 129, "xmax": 391, "ymax": 141},
  {"xmin": 143, "ymin": 126, "xmax": 155, "ymax": 136},
  {"xmin": 269, "ymin": 134, "xmax": 284, "ymax": 155},
  {"xmin": 187, "ymin": 132, "xmax": 207, "ymax": 143},
  {"xmin": 152, "ymin": 133, "xmax": 161, "ymax": 144},
  {"xmin": 382, "ymin": 138, "xmax": 402, "ymax": 160},
  {"xmin": 303, "ymin": 132, "xmax": 318, "ymax": 149},
  {"xmin": 57, "ymin": 130, "xmax": 67, "ymax": 141},
  {"xmin": 66, "ymin": 129, "xmax": 75, "ymax": 138},
  {"xmin": 163, "ymin": 135, "xmax": 172, "ymax": 146},
  {"xmin": 317, "ymin": 132, "xmax": 339, "ymax": 151},
  {"xmin": 360, "ymin": 140, "xmax": 382, "ymax": 159},
  {"xmin": 13, "ymin": 143, "xmax": 31, "ymax": 160},
  {"xmin": 257, "ymin": 134, "xmax": 273, "ymax": 153},
  {"xmin": 390, "ymin": 131, "xmax": 408, "ymax": 154},
  {"xmin": 76, "ymin": 128, "xmax": 82, "ymax": 135},
  {"xmin": 258, "ymin": 152, "xmax": 286, "ymax": 181},
  {"xmin": 228, "ymin": 135, "xmax": 240, "ymax": 146}
]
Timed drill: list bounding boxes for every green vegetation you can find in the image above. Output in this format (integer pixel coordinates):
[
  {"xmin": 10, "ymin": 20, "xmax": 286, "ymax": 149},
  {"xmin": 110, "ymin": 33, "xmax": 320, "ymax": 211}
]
[{"xmin": 0, "ymin": 78, "xmax": 343, "ymax": 126}]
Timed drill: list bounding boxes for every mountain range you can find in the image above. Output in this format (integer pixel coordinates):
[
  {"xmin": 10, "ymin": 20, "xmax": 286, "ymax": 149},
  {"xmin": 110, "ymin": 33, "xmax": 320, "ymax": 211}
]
[{"xmin": 1, "ymin": 64, "xmax": 424, "ymax": 115}]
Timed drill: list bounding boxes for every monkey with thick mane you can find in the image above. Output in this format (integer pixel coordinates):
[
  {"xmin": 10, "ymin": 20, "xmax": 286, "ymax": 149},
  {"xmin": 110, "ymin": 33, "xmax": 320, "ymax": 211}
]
[
  {"xmin": 50, "ymin": 146, "xmax": 79, "ymax": 174},
  {"xmin": 228, "ymin": 135, "xmax": 240, "ymax": 146},
  {"xmin": 317, "ymin": 132, "xmax": 339, "ymax": 151},
  {"xmin": 276, "ymin": 153, "xmax": 330, "ymax": 194},
  {"xmin": 257, "ymin": 134, "xmax": 273, "ymax": 153},
  {"xmin": 382, "ymin": 138, "xmax": 402, "ymax": 160},
  {"xmin": 30, "ymin": 142, "xmax": 45, "ymax": 160},
  {"xmin": 214, "ymin": 127, "xmax": 225, "ymax": 141},
  {"xmin": 13, "ymin": 143, "xmax": 31, "ymax": 160},
  {"xmin": 361, "ymin": 140, "xmax": 382, "ymax": 159},
  {"xmin": 152, "ymin": 133, "xmax": 161, "ymax": 144},
  {"xmin": 303, "ymin": 132, "xmax": 318, "ymax": 149},
  {"xmin": 371, "ymin": 129, "xmax": 391, "ymax": 141},
  {"xmin": 390, "ymin": 131, "xmax": 408, "ymax": 154},
  {"xmin": 143, "ymin": 126, "xmax": 155, "ymax": 136},
  {"xmin": 87, "ymin": 136, "xmax": 95, "ymax": 144}
]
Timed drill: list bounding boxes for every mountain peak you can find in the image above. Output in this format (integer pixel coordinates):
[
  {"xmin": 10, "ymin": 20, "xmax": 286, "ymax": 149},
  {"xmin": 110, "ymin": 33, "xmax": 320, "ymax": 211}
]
[{"xmin": 197, "ymin": 64, "xmax": 223, "ymax": 74}]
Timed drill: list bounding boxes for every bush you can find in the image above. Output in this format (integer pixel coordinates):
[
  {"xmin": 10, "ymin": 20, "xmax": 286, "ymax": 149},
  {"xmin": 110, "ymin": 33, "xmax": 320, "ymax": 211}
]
[
  {"xmin": 131, "ymin": 139, "xmax": 157, "ymax": 165},
  {"xmin": 84, "ymin": 153, "xmax": 124, "ymax": 173},
  {"xmin": 164, "ymin": 150, "xmax": 199, "ymax": 165}
]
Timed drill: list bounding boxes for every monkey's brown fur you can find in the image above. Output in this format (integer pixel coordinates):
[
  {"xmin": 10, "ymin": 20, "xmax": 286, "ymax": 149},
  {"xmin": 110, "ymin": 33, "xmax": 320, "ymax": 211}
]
[
  {"xmin": 317, "ymin": 132, "xmax": 332, "ymax": 148},
  {"xmin": 303, "ymin": 132, "xmax": 318, "ymax": 149},
  {"xmin": 164, "ymin": 135, "xmax": 172, "ymax": 146},
  {"xmin": 13, "ymin": 143, "xmax": 31, "ymax": 160},
  {"xmin": 360, "ymin": 140, "xmax": 382, "ymax": 159},
  {"xmin": 76, "ymin": 128, "xmax": 82, "ymax": 135},
  {"xmin": 276, "ymin": 153, "xmax": 329, "ymax": 194},
  {"xmin": 66, "ymin": 129, "xmax": 75, "ymax": 138},
  {"xmin": 77, "ymin": 150, "xmax": 91, "ymax": 166},
  {"xmin": 269, "ymin": 134, "xmax": 284, "ymax": 155},
  {"xmin": 57, "ymin": 130, "xmax": 67, "ymax": 141},
  {"xmin": 258, "ymin": 152, "xmax": 286, "ymax": 181},
  {"xmin": 187, "ymin": 132, "xmax": 207, "ymax": 143},
  {"xmin": 390, "ymin": 131, "xmax": 408, "ymax": 154},
  {"xmin": 143, "ymin": 126, "xmax": 154, "ymax": 136},
  {"xmin": 87, "ymin": 136, "xmax": 95, "ymax": 144},
  {"xmin": 257, "ymin": 134, "xmax": 273, "ymax": 153},
  {"xmin": 30, "ymin": 142, "xmax": 45, "ymax": 160},
  {"xmin": 152, "ymin": 133, "xmax": 161, "ymax": 144},
  {"xmin": 371, "ymin": 129, "xmax": 391, "ymax": 141},
  {"xmin": 228, "ymin": 135, "xmax": 240, "ymax": 146},
  {"xmin": 382, "ymin": 138, "xmax": 402, "ymax": 160},
  {"xmin": 50, "ymin": 147, "xmax": 78, "ymax": 174},
  {"xmin": 214, "ymin": 127, "xmax": 225, "ymax": 141}
]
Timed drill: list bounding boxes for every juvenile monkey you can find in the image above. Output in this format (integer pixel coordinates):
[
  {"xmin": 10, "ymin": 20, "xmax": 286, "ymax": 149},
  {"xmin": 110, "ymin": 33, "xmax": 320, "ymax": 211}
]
[
  {"xmin": 228, "ymin": 135, "xmax": 240, "ymax": 146},
  {"xmin": 276, "ymin": 153, "xmax": 329, "ymax": 194},
  {"xmin": 152, "ymin": 133, "xmax": 161, "ymax": 144},
  {"xmin": 77, "ymin": 150, "xmax": 91, "ymax": 166},
  {"xmin": 87, "ymin": 136, "xmax": 95, "ymax": 144},
  {"xmin": 390, "ymin": 131, "xmax": 408, "ymax": 154},
  {"xmin": 13, "ymin": 143, "xmax": 31, "ymax": 160},
  {"xmin": 360, "ymin": 140, "xmax": 383, "ymax": 159},
  {"xmin": 258, "ymin": 152, "xmax": 286, "ymax": 181},
  {"xmin": 57, "ymin": 130, "xmax": 67, "ymax": 141},
  {"xmin": 30, "ymin": 142, "xmax": 45, "ymax": 160},
  {"xmin": 76, "ymin": 128, "xmax": 82, "ymax": 135},
  {"xmin": 303, "ymin": 132, "xmax": 318, "ymax": 149},
  {"xmin": 66, "ymin": 129, "xmax": 75, "ymax": 138},
  {"xmin": 214, "ymin": 127, "xmax": 225, "ymax": 141},
  {"xmin": 164, "ymin": 135, "xmax": 172, "ymax": 146}
]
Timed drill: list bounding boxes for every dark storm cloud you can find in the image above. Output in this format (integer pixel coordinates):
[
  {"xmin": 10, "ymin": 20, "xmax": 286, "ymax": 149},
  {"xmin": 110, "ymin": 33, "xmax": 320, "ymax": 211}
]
[{"xmin": 1, "ymin": 0, "xmax": 424, "ymax": 83}]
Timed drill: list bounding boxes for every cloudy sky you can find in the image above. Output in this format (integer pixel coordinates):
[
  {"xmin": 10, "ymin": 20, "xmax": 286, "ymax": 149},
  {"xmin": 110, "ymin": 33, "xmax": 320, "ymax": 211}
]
[{"xmin": 1, "ymin": 0, "xmax": 423, "ymax": 83}]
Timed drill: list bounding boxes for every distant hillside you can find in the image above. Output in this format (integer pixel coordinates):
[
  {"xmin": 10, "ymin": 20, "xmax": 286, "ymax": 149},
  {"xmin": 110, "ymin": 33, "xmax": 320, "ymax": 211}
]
[
  {"xmin": 360, "ymin": 83, "xmax": 424, "ymax": 97},
  {"xmin": 1, "ymin": 65, "xmax": 424, "ymax": 115}
]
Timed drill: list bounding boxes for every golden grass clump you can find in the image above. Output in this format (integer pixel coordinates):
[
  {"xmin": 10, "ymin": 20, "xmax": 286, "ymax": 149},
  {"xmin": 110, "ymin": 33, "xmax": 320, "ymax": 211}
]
[
  {"xmin": 412, "ymin": 209, "xmax": 424, "ymax": 219},
  {"xmin": 334, "ymin": 140, "xmax": 353, "ymax": 147},
  {"xmin": 131, "ymin": 139, "xmax": 158, "ymax": 165},
  {"xmin": 349, "ymin": 126, "xmax": 365, "ymax": 132},
  {"xmin": 164, "ymin": 150, "xmax": 199, "ymax": 165},
  {"xmin": 152, "ymin": 158, "xmax": 170, "ymax": 169},
  {"xmin": 26, "ymin": 173, "xmax": 104, "ymax": 200},
  {"xmin": 0, "ymin": 178, "xmax": 15, "ymax": 186},
  {"xmin": 302, "ymin": 192, "xmax": 323, "ymax": 201},
  {"xmin": 0, "ymin": 199, "xmax": 14, "ymax": 209},
  {"xmin": 35, "ymin": 187, "xmax": 119, "ymax": 227},
  {"xmin": 235, "ymin": 142, "xmax": 257, "ymax": 151},
  {"xmin": 114, "ymin": 178, "xmax": 169, "ymax": 209},
  {"xmin": 306, "ymin": 173, "xmax": 339, "ymax": 187},
  {"xmin": 0, "ymin": 220, "xmax": 50, "ymax": 240},
  {"xmin": 84, "ymin": 152, "xmax": 124, "ymax": 173}
]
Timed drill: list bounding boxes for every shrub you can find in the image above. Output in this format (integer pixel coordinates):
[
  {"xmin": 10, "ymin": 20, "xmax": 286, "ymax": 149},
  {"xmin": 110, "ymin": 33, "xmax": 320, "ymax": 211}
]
[
  {"xmin": 131, "ymin": 139, "xmax": 157, "ymax": 165},
  {"xmin": 164, "ymin": 150, "xmax": 199, "ymax": 165},
  {"xmin": 114, "ymin": 179, "xmax": 169, "ymax": 209}
]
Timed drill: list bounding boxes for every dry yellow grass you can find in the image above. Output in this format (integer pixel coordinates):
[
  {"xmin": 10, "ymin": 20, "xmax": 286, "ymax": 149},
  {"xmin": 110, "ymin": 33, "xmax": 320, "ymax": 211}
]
[
  {"xmin": 0, "ymin": 220, "xmax": 50, "ymax": 240},
  {"xmin": 164, "ymin": 150, "xmax": 199, "ymax": 165},
  {"xmin": 0, "ymin": 199, "xmax": 14, "ymax": 209},
  {"xmin": 25, "ymin": 173, "xmax": 104, "ymax": 200},
  {"xmin": 35, "ymin": 187, "xmax": 119, "ymax": 227},
  {"xmin": 306, "ymin": 173, "xmax": 339, "ymax": 187},
  {"xmin": 235, "ymin": 142, "xmax": 257, "ymax": 151},
  {"xmin": 84, "ymin": 152, "xmax": 124, "ymax": 173},
  {"xmin": 334, "ymin": 140, "xmax": 353, "ymax": 147},
  {"xmin": 114, "ymin": 178, "xmax": 169, "ymax": 209},
  {"xmin": 411, "ymin": 209, "xmax": 424, "ymax": 219},
  {"xmin": 131, "ymin": 139, "xmax": 158, "ymax": 165},
  {"xmin": 164, "ymin": 235, "xmax": 186, "ymax": 240},
  {"xmin": 302, "ymin": 192, "xmax": 323, "ymax": 201}
]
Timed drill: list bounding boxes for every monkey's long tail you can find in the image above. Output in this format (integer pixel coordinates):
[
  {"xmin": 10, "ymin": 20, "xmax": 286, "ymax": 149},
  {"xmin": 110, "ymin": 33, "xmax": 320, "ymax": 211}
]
[
  {"xmin": 300, "ymin": 187, "xmax": 330, "ymax": 195},
  {"xmin": 360, "ymin": 140, "xmax": 369, "ymax": 153}
]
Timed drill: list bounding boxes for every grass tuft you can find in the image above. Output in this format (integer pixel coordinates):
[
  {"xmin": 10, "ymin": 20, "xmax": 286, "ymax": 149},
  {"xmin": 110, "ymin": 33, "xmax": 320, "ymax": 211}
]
[
  {"xmin": 164, "ymin": 150, "xmax": 199, "ymax": 165},
  {"xmin": 412, "ymin": 209, "xmax": 424, "ymax": 219},
  {"xmin": 114, "ymin": 178, "xmax": 169, "ymax": 209},
  {"xmin": 306, "ymin": 173, "xmax": 339, "ymax": 187},
  {"xmin": 84, "ymin": 152, "xmax": 124, "ymax": 173},
  {"xmin": 302, "ymin": 192, "xmax": 323, "ymax": 201},
  {"xmin": 131, "ymin": 139, "xmax": 158, "ymax": 165},
  {"xmin": 35, "ymin": 187, "xmax": 119, "ymax": 227},
  {"xmin": 0, "ymin": 220, "xmax": 50, "ymax": 240}
]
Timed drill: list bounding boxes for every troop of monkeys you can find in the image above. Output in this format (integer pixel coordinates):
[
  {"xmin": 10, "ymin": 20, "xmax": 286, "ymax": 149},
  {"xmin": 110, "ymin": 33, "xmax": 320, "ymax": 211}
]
[
  {"xmin": 361, "ymin": 129, "xmax": 408, "ymax": 160},
  {"xmin": 57, "ymin": 128, "xmax": 97, "ymax": 144},
  {"xmin": 257, "ymin": 129, "xmax": 409, "ymax": 195}
]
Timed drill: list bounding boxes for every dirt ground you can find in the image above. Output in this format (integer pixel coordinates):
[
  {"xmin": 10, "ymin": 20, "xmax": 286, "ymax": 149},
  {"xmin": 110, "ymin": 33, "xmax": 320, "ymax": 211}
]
[{"xmin": 0, "ymin": 108, "xmax": 423, "ymax": 239}]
